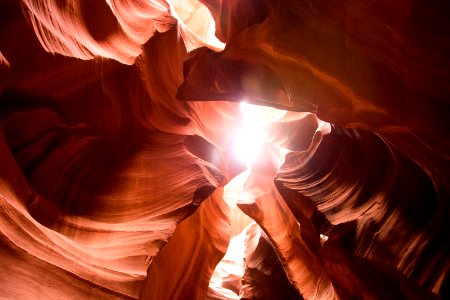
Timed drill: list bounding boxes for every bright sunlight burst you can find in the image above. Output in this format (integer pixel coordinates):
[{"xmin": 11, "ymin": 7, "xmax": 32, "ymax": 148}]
[{"xmin": 232, "ymin": 101, "xmax": 287, "ymax": 166}]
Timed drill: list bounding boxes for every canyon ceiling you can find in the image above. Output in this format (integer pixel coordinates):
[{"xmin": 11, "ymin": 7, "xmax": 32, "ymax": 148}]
[{"xmin": 0, "ymin": 0, "xmax": 449, "ymax": 299}]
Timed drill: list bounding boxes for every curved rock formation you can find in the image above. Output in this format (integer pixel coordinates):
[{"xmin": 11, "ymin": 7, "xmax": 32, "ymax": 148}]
[{"xmin": 0, "ymin": 0, "xmax": 448, "ymax": 299}]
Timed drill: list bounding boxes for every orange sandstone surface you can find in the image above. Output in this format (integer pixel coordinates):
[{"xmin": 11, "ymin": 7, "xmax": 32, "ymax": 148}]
[{"xmin": 0, "ymin": 0, "xmax": 448, "ymax": 299}]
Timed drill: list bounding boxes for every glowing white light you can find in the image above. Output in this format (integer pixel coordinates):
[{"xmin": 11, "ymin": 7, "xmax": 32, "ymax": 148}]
[
  {"xmin": 320, "ymin": 234, "xmax": 329, "ymax": 241},
  {"xmin": 233, "ymin": 101, "xmax": 287, "ymax": 166},
  {"xmin": 233, "ymin": 127, "xmax": 265, "ymax": 165}
]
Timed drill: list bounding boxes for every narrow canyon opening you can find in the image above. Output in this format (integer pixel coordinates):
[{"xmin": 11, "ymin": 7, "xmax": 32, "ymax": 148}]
[{"xmin": 0, "ymin": 0, "xmax": 449, "ymax": 299}]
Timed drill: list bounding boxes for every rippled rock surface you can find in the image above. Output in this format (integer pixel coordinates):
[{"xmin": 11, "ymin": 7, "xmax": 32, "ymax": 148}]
[{"xmin": 0, "ymin": 0, "xmax": 448, "ymax": 299}]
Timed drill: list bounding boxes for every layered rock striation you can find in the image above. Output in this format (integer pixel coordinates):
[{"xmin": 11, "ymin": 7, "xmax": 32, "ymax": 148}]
[{"xmin": 0, "ymin": 0, "xmax": 448, "ymax": 299}]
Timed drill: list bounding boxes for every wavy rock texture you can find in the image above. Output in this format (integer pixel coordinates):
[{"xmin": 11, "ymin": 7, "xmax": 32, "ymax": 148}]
[
  {"xmin": 141, "ymin": 188, "xmax": 231, "ymax": 300},
  {"xmin": 240, "ymin": 223, "xmax": 301, "ymax": 300},
  {"xmin": 276, "ymin": 127, "xmax": 447, "ymax": 299},
  {"xmin": 0, "ymin": 0, "xmax": 449, "ymax": 299},
  {"xmin": 238, "ymin": 146, "xmax": 338, "ymax": 300}
]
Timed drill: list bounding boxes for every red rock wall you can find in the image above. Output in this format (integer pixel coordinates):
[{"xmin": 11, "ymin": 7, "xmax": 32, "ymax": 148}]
[{"xmin": 0, "ymin": 0, "xmax": 448, "ymax": 299}]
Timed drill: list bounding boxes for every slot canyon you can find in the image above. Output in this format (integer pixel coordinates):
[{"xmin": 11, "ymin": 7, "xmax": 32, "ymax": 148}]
[{"xmin": 0, "ymin": 0, "xmax": 449, "ymax": 299}]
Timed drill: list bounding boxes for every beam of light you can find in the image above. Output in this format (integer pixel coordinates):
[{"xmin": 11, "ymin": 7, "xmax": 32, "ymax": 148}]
[{"xmin": 232, "ymin": 101, "xmax": 287, "ymax": 166}]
